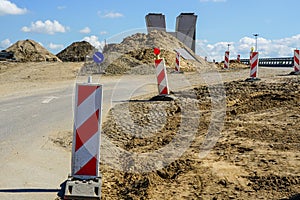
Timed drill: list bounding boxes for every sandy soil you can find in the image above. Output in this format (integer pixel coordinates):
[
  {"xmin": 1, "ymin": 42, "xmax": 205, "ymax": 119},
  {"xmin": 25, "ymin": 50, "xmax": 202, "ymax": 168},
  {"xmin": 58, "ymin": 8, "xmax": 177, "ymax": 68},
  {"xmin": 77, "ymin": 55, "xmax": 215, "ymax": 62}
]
[
  {"xmin": 98, "ymin": 75, "xmax": 300, "ymax": 200},
  {"xmin": 1, "ymin": 61, "xmax": 299, "ymax": 199},
  {"xmin": 0, "ymin": 61, "xmax": 82, "ymax": 98}
]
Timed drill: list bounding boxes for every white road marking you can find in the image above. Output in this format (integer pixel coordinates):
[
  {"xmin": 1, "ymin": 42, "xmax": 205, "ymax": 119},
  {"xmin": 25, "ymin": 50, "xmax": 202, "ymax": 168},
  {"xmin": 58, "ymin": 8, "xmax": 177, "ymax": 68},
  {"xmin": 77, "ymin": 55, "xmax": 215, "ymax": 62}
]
[{"xmin": 42, "ymin": 96, "xmax": 58, "ymax": 104}]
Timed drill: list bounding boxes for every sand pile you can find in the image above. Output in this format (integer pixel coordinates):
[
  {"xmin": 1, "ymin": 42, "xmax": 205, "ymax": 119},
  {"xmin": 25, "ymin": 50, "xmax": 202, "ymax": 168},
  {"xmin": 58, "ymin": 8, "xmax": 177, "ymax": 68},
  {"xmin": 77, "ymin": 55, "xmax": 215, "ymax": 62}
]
[
  {"xmin": 82, "ymin": 30, "xmax": 207, "ymax": 75},
  {"xmin": 6, "ymin": 39, "xmax": 61, "ymax": 62},
  {"xmin": 103, "ymin": 30, "xmax": 190, "ymax": 54},
  {"xmin": 56, "ymin": 41, "xmax": 96, "ymax": 62},
  {"xmin": 216, "ymin": 60, "xmax": 249, "ymax": 70}
]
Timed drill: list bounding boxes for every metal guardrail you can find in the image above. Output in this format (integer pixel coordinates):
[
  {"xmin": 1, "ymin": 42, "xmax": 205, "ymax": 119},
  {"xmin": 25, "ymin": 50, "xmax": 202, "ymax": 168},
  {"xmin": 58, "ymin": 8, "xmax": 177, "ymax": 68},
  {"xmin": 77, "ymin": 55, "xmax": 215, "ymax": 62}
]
[{"xmin": 240, "ymin": 57, "xmax": 294, "ymax": 67}]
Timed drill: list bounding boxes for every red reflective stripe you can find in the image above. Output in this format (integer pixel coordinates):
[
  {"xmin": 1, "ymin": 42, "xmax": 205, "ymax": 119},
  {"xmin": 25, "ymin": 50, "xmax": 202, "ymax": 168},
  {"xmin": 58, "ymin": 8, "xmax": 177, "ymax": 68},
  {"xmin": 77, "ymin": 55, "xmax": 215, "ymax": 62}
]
[
  {"xmin": 75, "ymin": 109, "xmax": 99, "ymax": 151},
  {"xmin": 250, "ymin": 52, "xmax": 258, "ymax": 66},
  {"xmin": 155, "ymin": 58, "xmax": 169, "ymax": 95},
  {"xmin": 224, "ymin": 51, "xmax": 229, "ymax": 69},
  {"xmin": 252, "ymin": 60, "xmax": 258, "ymax": 68},
  {"xmin": 74, "ymin": 156, "xmax": 97, "ymax": 176},
  {"xmin": 160, "ymin": 87, "xmax": 168, "ymax": 95},
  {"xmin": 75, "ymin": 133, "xmax": 84, "ymax": 153},
  {"xmin": 295, "ymin": 56, "xmax": 299, "ymax": 65},
  {"xmin": 157, "ymin": 70, "xmax": 165, "ymax": 84},
  {"xmin": 155, "ymin": 59, "xmax": 162, "ymax": 67},
  {"xmin": 77, "ymin": 85, "xmax": 99, "ymax": 106},
  {"xmin": 225, "ymin": 52, "xmax": 229, "ymax": 60},
  {"xmin": 175, "ymin": 54, "xmax": 180, "ymax": 71},
  {"xmin": 250, "ymin": 52, "xmax": 258, "ymax": 77}
]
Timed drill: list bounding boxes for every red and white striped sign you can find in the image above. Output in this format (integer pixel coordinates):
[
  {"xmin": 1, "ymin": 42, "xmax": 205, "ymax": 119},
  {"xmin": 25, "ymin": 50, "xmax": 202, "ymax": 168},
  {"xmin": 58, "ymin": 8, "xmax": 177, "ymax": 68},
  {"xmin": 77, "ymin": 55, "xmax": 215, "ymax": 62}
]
[
  {"xmin": 155, "ymin": 58, "xmax": 169, "ymax": 95},
  {"xmin": 237, "ymin": 54, "xmax": 240, "ymax": 62},
  {"xmin": 175, "ymin": 52, "xmax": 180, "ymax": 72},
  {"xmin": 224, "ymin": 51, "xmax": 229, "ymax": 69},
  {"xmin": 294, "ymin": 49, "xmax": 300, "ymax": 73},
  {"xmin": 250, "ymin": 52, "xmax": 259, "ymax": 78},
  {"xmin": 71, "ymin": 83, "xmax": 103, "ymax": 179}
]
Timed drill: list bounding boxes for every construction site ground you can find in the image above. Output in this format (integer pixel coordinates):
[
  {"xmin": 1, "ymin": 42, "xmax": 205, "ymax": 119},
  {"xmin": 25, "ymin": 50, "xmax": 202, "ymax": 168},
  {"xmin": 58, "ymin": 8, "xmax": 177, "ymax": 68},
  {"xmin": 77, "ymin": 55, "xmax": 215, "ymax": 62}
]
[{"xmin": 0, "ymin": 61, "xmax": 299, "ymax": 200}]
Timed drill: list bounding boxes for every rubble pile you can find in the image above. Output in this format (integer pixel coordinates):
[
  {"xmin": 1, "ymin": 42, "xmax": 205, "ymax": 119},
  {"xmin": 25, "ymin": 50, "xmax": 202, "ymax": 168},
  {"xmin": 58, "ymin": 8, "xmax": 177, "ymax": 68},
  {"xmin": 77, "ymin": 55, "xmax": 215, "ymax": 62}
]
[{"xmin": 56, "ymin": 41, "xmax": 96, "ymax": 62}]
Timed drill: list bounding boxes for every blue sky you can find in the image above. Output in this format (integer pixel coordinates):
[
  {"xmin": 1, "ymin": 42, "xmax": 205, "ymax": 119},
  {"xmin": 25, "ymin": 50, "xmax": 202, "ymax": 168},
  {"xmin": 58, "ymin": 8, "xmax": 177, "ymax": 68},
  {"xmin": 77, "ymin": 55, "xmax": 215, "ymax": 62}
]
[{"xmin": 1, "ymin": 0, "xmax": 300, "ymax": 61}]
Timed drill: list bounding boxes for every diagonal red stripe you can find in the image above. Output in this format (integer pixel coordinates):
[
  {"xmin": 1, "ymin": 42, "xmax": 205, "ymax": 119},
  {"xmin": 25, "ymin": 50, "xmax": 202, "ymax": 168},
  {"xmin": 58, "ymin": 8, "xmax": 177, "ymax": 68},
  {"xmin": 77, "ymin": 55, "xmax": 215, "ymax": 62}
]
[
  {"xmin": 252, "ymin": 60, "xmax": 258, "ymax": 68},
  {"xmin": 160, "ymin": 86, "xmax": 168, "ymax": 95},
  {"xmin": 157, "ymin": 70, "xmax": 165, "ymax": 84},
  {"xmin": 75, "ymin": 133, "xmax": 84, "ymax": 152},
  {"xmin": 251, "ymin": 71, "xmax": 257, "ymax": 78},
  {"xmin": 155, "ymin": 59, "xmax": 163, "ymax": 67},
  {"xmin": 175, "ymin": 57, "xmax": 180, "ymax": 71},
  {"xmin": 295, "ymin": 56, "xmax": 299, "ymax": 65},
  {"xmin": 75, "ymin": 109, "xmax": 99, "ymax": 151},
  {"xmin": 250, "ymin": 52, "xmax": 256, "ymax": 62},
  {"xmin": 77, "ymin": 85, "xmax": 99, "ymax": 106},
  {"xmin": 75, "ymin": 156, "xmax": 97, "ymax": 176}
]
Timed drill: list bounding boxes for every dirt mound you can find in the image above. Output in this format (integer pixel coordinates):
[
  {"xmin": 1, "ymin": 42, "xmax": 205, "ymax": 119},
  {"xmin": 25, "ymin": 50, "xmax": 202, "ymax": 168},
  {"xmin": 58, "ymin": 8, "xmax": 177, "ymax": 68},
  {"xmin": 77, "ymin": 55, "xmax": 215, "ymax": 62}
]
[
  {"xmin": 216, "ymin": 60, "xmax": 248, "ymax": 70},
  {"xmin": 81, "ymin": 30, "xmax": 208, "ymax": 75},
  {"xmin": 103, "ymin": 30, "xmax": 189, "ymax": 54},
  {"xmin": 54, "ymin": 76, "xmax": 300, "ymax": 199},
  {"xmin": 56, "ymin": 41, "xmax": 96, "ymax": 62},
  {"xmin": 6, "ymin": 39, "xmax": 61, "ymax": 62}
]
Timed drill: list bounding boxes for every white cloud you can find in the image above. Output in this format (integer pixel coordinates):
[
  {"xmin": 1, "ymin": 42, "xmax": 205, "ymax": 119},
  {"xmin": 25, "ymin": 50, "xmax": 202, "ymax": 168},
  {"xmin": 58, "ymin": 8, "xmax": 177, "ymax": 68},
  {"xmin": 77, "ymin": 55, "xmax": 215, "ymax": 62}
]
[
  {"xmin": 276, "ymin": 34, "xmax": 300, "ymax": 48},
  {"xmin": 100, "ymin": 31, "xmax": 108, "ymax": 35},
  {"xmin": 197, "ymin": 34, "xmax": 300, "ymax": 62},
  {"xmin": 0, "ymin": 38, "xmax": 12, "ymax": 49},
  {"xmin": 0, "ymin": 0, "xmax": 27, "ymax": 16},
  {"xmin": 80, "ymin": 27, "xmax": 91, "ymax": 34},
  {"xmin": 99, "ymin": 11, "xmax": 124, "ymax": 18},
  {"xmin": 57, "ymin": 5, "xmax": 66, "ymax": 10},
  {"xmin": 83, "ymin": 35, "xmax": 105, "ymax": 50},
  {"xmin": 21, "ymin": 20, "xmax": 68, "ymax": 35},
  {"xmin": 48, "ymin": 42, "xmax": 64, "ymax": 50}
]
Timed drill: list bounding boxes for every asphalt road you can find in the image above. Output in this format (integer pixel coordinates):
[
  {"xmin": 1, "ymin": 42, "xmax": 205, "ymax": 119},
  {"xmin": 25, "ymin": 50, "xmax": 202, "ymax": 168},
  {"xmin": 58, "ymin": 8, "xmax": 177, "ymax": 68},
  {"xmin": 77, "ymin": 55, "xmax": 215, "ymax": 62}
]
[
  {"xmin": 0, "ymin": 74, "xmax": 160, "ymax": 199},
  {"xmin": 0, "ymin": 85, "xmax": 74, "ymax": 199},
  {"xmin": 0, "ymin": 68, "xmax": 292, "ymax": 199}
]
